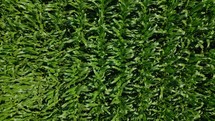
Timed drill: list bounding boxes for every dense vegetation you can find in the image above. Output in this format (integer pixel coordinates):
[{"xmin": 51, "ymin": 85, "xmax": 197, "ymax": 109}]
[{"xmin": 1, "ymin": 0, "xmax": 215, "ymax": 120}]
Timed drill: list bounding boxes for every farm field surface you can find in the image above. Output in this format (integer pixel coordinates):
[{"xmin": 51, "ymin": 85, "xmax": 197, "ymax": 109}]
[{"xmin": 0, "ymin": 0, "xmax": 215, "ymax": 120}]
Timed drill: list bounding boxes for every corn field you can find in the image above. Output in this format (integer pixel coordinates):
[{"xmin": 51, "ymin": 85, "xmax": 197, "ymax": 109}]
[{"xmin": 0, "ymin": 0, "xmax": 215, "ymax": 120}]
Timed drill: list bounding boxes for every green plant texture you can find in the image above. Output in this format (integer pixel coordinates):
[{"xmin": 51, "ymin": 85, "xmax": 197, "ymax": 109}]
[{"xmin": 1, "ymin": 0, "xmax": 215, "ymax": 120}]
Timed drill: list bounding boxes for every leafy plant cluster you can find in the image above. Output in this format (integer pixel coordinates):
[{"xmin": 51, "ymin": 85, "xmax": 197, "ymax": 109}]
[{"xmin": 0, "ymin": 0, "xmax": 215, "ymax": 120}]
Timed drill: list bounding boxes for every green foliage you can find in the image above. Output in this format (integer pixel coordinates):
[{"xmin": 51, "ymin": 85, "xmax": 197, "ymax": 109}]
[{"xmin": 1, "ymin": 0, "xmax": 215, "ymax": 120}]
